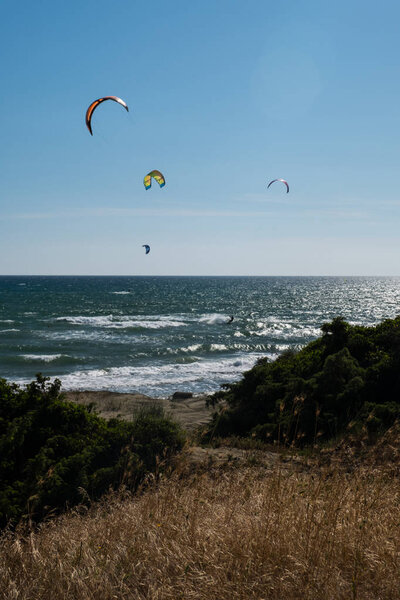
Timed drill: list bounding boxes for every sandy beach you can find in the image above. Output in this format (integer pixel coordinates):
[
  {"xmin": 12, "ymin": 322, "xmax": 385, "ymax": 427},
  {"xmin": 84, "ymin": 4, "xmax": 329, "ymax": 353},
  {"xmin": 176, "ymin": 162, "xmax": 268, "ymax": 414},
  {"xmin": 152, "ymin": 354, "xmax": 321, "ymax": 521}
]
[{"xmin": 64, "ymin": 390, "xmax": 215, "ymax": 431}]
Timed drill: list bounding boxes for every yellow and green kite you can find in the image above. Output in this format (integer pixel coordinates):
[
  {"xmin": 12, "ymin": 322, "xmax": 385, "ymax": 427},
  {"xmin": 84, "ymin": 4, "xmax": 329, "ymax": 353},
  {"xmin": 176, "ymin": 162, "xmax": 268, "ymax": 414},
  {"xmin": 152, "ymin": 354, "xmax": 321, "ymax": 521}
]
[{"xmin": 144, "ymin": 170, "xmax": 166, "ymax": 190}]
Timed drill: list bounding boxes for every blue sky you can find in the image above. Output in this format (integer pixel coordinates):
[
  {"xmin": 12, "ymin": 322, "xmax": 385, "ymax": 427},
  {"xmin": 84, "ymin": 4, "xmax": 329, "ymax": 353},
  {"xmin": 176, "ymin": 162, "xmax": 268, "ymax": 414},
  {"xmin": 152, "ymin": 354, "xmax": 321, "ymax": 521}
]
[{"xmin": 1, "ymin": 0, "xmax": 400, "ymax": 275}]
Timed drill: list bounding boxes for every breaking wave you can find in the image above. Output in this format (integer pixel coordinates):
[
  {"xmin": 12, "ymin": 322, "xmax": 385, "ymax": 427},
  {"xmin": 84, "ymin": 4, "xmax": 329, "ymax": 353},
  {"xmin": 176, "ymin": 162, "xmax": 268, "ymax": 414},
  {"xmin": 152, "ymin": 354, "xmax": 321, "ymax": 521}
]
[{"xmin": 54, "ymin": 315, "xmax": 187, "ymax": 329}]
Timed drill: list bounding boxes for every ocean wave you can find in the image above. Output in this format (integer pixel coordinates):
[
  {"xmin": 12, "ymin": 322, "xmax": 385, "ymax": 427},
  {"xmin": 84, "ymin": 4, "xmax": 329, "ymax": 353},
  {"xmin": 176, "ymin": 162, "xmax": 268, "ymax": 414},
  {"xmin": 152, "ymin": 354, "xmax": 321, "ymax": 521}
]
[
  {"xmin": 27, "ymin": 353, "xmax": 268, "ymax": 397},
  {"xmin": 275, "ymin": 343, "xmax": 291, "ymax": 351},
  {"xmin": 233, "ymin": 342, "xmax": 269, "ymax": 352},
  {"xmin": 251, "ymin": 321, "xmax": 321, "ymax": 339},
  {"xmin": 21, "ymin": 354, "xmax": 70, "ymax": 363},
  {"xmin": 0, "ymin": 319, "xmax": 15, "ymax": 323},
  {"xmin": 199, "ymin": 314, "xmax": 232, "ymax": 325},
  {"xmin": 153, "ymin": 345, "xmax": 202, "ymax": 357},
  {"xmin": 125, "ymin": 319, "xmax": 186, "ymax": 330},
  {"xmin": 157, "ymin": 341, "xmax": 270, "ymax": 357},
  {"xmin": 234, "ymin": 331, "xmax": 245, "ymax": 337},
  {"xmin": 39, "ymin": 330, "xmax": 144, "ymax": 344},
  {"xmin": 54, "ymin": 315, "xmax": 187, "ymax": 329},
  {"xmin": 0, "ymin": 328, "xmax": 20, "ymax": 333},
  {"xmin": 111, "ymin": 291, "xmax": 131, "ymax": 295},
  {"xmin": 210, "ymin": 343, "xmax": 228, "ymax": 351},
  {"xmin": 181, "ymin": 344, "xmax": 202, "ymax": 353}
]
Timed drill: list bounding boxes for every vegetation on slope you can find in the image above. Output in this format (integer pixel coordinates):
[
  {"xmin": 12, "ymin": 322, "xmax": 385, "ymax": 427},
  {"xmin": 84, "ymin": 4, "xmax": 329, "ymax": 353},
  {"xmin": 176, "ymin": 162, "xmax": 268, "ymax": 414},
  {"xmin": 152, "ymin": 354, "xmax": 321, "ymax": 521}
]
[
  {"xmin": 1, "ymin": 318, "xmax": 399, "ymax": 598},
  {"xmin": 0, "ymin": 447, "xmax": 399, "ymax": 600},
  {"xmin": 205, "ymin": 316, "xmax": 400, "ymax": 445},
  {"xmin": 0, "ymin": 375, "xmax": 185, "ymax": 528}
]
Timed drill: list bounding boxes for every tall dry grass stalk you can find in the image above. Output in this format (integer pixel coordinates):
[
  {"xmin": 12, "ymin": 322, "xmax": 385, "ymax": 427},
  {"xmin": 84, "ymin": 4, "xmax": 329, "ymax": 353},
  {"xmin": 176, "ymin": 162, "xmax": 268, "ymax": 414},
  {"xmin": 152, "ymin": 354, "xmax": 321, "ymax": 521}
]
[{"xmin": 0, "ymin": 456, "xmax": 399, "ymax": 600}]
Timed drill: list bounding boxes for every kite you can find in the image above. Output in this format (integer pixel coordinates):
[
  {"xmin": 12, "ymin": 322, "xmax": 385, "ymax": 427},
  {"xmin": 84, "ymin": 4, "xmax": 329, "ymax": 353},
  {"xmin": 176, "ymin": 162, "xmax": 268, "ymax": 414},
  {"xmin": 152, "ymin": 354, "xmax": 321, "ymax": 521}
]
[
  {"xmin": 267, "ymin": 179, "xmax": 289, "ymax": 193},
  {"xmin": 85, "ymin": 96, "xmax": 129, "ymax": 135},
  {"xmin": 144, "ymin": 170, "xmax": 166, "ymax": 190},
  {"xmin": 142, "ymin": 244, "xmax": 150, "ymax": 254}
]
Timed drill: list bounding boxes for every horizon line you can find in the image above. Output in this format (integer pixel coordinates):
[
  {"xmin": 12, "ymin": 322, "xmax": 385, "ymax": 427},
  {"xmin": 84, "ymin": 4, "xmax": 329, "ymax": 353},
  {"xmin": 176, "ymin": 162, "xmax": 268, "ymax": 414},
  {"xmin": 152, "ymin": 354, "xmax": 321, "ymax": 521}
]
[{"xmin": 1, "ymin": 274, "xmax": 399, "ymax": 278}]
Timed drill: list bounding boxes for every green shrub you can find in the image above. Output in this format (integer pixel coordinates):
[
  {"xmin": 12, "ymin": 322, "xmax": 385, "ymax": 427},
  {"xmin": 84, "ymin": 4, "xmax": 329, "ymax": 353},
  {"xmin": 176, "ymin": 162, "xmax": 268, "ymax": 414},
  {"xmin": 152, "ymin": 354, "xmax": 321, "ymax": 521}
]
[
  {"xmin": 0, "ymin": 376, "xmax": 185, "ymax": 528},
  {"xmin": 205, "ymin": 316, "xmax": 400, "ymax": 446}
]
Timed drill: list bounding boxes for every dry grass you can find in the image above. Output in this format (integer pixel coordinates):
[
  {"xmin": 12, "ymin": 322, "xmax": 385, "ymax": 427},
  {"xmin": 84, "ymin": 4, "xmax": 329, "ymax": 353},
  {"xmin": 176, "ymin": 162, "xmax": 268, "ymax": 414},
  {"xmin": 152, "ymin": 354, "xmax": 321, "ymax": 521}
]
[
  {"xmin": 1, "ymin": 450, "xmax": 399, "ymax": 600},
  {"xmin": 63, "ymin": 391, "xmax": 214, "ymax": 431}
]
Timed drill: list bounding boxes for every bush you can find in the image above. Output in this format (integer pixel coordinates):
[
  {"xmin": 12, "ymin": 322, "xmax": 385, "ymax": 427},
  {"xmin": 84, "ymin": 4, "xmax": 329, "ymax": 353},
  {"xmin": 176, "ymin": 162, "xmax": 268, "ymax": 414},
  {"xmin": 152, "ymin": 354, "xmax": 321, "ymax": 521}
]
[
  {"xmin": 205, "ymin": 316, "xmax": 400, "ymax": 446},
  {"xmin": 0, "ymin": 375, "xmax": 185, "ymax": 528}
]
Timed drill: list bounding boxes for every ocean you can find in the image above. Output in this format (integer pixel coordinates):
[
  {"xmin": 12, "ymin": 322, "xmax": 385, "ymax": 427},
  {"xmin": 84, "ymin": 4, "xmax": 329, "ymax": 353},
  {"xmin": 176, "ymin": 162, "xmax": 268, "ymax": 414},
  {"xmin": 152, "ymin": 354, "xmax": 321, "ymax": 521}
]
[{"xmin": 1, "ymin": 276, "xmax": 400, "ymax": 398}]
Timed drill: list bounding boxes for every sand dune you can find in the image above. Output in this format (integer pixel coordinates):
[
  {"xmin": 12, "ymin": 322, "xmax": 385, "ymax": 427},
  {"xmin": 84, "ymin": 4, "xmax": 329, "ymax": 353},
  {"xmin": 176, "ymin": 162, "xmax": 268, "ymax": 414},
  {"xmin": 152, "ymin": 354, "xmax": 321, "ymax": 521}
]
[{"xmin": 64, "ymin": 390, "xmax": 214, "ymax": 431}]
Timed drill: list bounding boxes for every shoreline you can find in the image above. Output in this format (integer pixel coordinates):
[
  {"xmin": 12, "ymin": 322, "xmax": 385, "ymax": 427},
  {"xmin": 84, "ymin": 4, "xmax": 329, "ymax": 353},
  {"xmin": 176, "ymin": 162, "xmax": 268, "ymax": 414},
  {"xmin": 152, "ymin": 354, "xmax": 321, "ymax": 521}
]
[{"xmin": 63, "ymin": 389, "xmax": 215, "ymax": 431}]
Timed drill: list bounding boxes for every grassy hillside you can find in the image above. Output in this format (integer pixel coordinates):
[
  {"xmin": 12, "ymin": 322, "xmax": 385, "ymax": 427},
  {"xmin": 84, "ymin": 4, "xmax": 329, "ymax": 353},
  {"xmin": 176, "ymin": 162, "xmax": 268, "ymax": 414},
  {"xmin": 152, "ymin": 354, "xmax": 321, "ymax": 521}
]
[
  {"xmin": 1, "ymin": 318, "xmax": 399, "ymax": 598},
  {"xmin": 0, "ymin": 434, "xmax": 399, "ymax": 600}
]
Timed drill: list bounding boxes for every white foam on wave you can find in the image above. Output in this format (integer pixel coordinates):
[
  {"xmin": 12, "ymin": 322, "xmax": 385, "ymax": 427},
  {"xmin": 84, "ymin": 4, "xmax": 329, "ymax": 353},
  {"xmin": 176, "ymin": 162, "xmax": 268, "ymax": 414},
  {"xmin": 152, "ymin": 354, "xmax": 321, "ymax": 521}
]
[
  {"xmin": 200, "ymin": 314, "xmax": 231, "ymax": 325},
  {"xmin": 275, "ymin": 343, "xmax": 291, "ymax": 351},
  {"xmin": 128, "ymin": 319, "xmax": 186, "ymax": 330},
  {"xmin": 55, "ymin": 315, "xmax": 113, "ymax": 326},
  {"xmin": 21, "ymin": 354, "xmax": 67, "ymax": 362},
  {"xmin": 161, "ymin": 341, "xmax": 269, "ymax": 356},
  {"xmin": 54, "ymin": 315, "xmax": 187, "ymax": 330},
  {"xmin": 233, "ymin": 342, "xmax": 269, "ymax": 352},
  {"xmin": 39, "ymin": 330, "xmax": 144, "ymax": 344},
  {"xmin": 111, "ymin": 291, "xmax": 131, "ymax": 295},
  {"xmin": 0, "ymin": 328, "xmax": 20, "ymax": 333},
  {"xmin": 25, "ymin": 353, "xmax": 270, "ymax": 397},
  {"xmin": 181, "ymin": 344, "xmax": 202, "ymax": 353},
  {"xmin": 251, "ymin": 319, "xmax": 321, "ymax": 339},
  {"xmin": 210, "ymin": 343, "xmax": 228, "ymax": 351},
  {"xmin": 0, "ymin": 319, "xmax": 15, "ymax": 323}
]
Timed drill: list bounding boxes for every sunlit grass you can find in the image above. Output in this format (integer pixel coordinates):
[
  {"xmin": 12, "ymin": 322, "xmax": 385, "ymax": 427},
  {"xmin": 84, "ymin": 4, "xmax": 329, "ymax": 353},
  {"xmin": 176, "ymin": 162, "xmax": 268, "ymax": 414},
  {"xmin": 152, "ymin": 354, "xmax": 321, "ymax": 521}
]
[{"xmin": 0, "ymin": 446, "xmax": 399, "ymax": 600}]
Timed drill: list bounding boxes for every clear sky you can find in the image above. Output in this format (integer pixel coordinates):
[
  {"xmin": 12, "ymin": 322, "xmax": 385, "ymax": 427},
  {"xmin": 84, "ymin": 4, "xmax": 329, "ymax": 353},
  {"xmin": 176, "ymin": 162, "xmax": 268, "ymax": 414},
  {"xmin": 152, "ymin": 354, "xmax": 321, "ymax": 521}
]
[{"xmin": 1, "ymin": 0, "xmax": 400, "ymax": 275}]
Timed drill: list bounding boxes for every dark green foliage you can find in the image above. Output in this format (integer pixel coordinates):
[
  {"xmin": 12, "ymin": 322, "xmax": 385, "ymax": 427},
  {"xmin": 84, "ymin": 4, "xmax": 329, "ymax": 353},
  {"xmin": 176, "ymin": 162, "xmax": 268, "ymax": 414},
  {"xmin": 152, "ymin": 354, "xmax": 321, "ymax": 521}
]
[
  {"xmin": 0, "ymin": 376, "xmax": 185, "ymax": 528},
  {"xmin": 205, "ymin": 316, "xmax": 400, "ymax": 446}
]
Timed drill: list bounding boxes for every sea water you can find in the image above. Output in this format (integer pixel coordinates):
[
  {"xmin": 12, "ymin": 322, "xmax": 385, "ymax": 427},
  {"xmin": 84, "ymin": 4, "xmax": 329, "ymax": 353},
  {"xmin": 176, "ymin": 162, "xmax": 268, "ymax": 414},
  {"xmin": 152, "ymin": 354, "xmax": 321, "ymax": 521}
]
[{"xmin": 1, "ymin": 276, "xmax": 400, "ymax": 397}]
